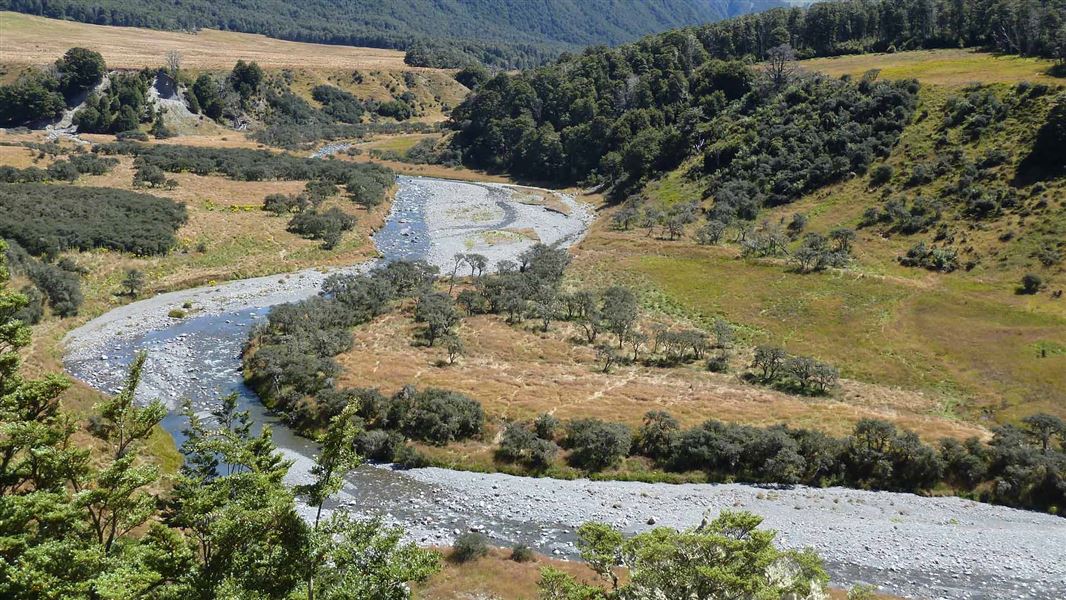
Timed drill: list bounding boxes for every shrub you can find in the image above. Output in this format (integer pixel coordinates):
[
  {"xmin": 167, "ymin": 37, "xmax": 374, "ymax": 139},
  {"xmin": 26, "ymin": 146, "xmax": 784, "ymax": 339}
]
[
  {"xmin": 451, "ymin": 533, "xmax": 489, "ymax": 563},
  {"xmin": 401, "ymin": 388, "xmax": 484, "ymax": 445},
  {"xmin": 1019, "ymin": 273, "xmax": 1043, "ymax": 295},
  {"xmin": 510, "ymin": 544, "xmax": 536, "ymax": 563},
  {"xmin": 168, "ymin": 308, "xmax": 187, "ymax": 319},
  {"xmin": 115, "ymin": 130, "xmax": 149, "ymax": 141},
  {"xmin": 870, "ymin": 164, "xmax": 893, "ymax": 186},
  {"xmin": 565, "ymin": 419, "xmax": 632, "ymax": 471},
  {"xmin": 533, "ymin": 413, "xmax": 560, "ymax": 440},
  {"xmin": 498, "ymin": 422, "xmax": 559, "ymax": 469},
  {"xmin": 898, "ymin": 241, "xmax": 958, "ymax": 272}
]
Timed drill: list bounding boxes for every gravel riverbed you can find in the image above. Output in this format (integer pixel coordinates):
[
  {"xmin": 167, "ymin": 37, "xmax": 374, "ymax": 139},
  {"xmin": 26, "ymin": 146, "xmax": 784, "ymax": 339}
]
[{"xmin": 62, "ymin": 177, "xmax": 1064, "ymax": 599}]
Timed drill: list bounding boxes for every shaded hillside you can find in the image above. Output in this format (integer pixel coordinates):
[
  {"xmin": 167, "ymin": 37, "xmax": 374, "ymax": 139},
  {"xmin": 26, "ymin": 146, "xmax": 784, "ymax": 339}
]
[{"xmin": 0, "ymin": 0, "xmax": 784, "ymax": 68}]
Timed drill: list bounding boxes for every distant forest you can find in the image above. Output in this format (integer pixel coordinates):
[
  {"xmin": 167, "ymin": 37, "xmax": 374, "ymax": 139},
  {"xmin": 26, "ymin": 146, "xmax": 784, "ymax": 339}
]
[{"xmin": 0, "ymin": 0, "xmax": 785, "ymax": 69}]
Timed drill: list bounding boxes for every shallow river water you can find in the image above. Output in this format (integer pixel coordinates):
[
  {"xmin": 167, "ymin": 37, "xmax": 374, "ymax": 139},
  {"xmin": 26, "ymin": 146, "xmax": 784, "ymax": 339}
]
[{"xmin": 64, "ymin": 177, "xmax": 1065, "ymax": 599}]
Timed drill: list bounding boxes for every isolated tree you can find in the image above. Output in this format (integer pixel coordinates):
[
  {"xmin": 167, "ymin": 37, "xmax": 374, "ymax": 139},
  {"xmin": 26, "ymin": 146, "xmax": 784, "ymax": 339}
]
[
  {"xmin": 765, "ymin": 43, "xmax": 797, "ymax": 91},
  {"xmin": 696, "ymin": 220, "xmax": 727, "ymax": 245},
  {"xmin": 414, "ymin": 292, "xmax": 460, "ymax": 346},
  {"xmin": 444, "ymin": 334, "xmax": 464, "ymax": 365},
  {"xmin": 1021, "ymin": 414, "xmax": 1066, "ymax": 452},
  {"xmin": 601, "ymin": 286, "xmax": 638, "ymax": 348},
  {"xmin": 165, "ymin": 50, "xmax": 182, "ymax": 76},
  {"xmin": 596, "ymin": 344, "xmax": 621, "ymax": 373},
  {"xmin": 829, "ymin": 227, "xmax": 856, "ymax": 253},
  {"xmin": 122, "ymin": 268, "xmax": 145, "ymax": 297},
  {"xmin": 752, "ymin": 346, "xmax": 788, "ymax": 381},
  {"xmin": 448, "ymin": 254, "xmax": 467, "ymax": 294}
]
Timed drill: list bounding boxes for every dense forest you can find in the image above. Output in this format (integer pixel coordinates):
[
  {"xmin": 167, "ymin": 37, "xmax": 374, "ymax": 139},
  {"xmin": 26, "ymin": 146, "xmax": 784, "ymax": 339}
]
[
  {"xmin": 0, "ymin": 0, "xmax": 784, "ymax": 69},
  {"xmin": 450, "ymin": 0, "xmax": 1064, "ymax": 198}
]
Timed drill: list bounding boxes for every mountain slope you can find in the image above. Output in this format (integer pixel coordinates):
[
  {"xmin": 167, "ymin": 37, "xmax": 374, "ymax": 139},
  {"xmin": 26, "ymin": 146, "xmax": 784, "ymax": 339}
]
[{"xmin": 0, "ymin": 0, "xmax": 784, "ymax": 68}]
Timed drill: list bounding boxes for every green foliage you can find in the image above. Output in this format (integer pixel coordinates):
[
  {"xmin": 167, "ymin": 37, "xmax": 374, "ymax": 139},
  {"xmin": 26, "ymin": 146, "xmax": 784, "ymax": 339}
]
[
  {"xmin": 400, "ymin": 388, "xmax": 485, "ymax": 445},
  {"xmin": 312, "ymin": 84, "xmax": 366, "ymax": 123},
  {"xmin": 228, "ymin": 59, "xmax": 262, "ymax": 101},
  {"xmin": 73, "ymin": 71, "xmax": 152, "ymax": 134},
  {"xmin": 0, "ymin": 183, "xmax": 186, "ymax": 257},
  {"xmin": 287, "ymin": 207, "xmax": 357, "ymax": 249},
  {"xmin": 414, "ymin": 292, "xmax": 461, "ymax": 346},
  {"xmin": 95, "ymin": 142, "xmax": 395, "ymax": 194},
  {"xmin": 189, "ymin": 73, "xmax": 223, "ymax": 119},
  {"xmin": 54, "ymin": 47, "xmax": 106, "ymax": 97},
  {"xmin": 511, "ymin": 544, "xmax": 536, "ymax": 563},
  {"xmin": 452, "ymin": 37, "xmax": 916, "ymax": 204},
  {"xmin": 0, "ymin": 68, "xmax": 65, "ymax": 127},
  {"xmin": 497, "ymin": 421, "xmax": 559, "ymax": 469},
  {"xmin": 455, "ymin": 65, "xmax": 491, "ymax": 89},
  {"xmin": 552, "ymin": 512, "xmax": 828, "ymax": 598},
  {"xmin": 0, "ymin": 242, "xmax": 441, "ymax": 599},
  {"xmin": 565, "ymin": 419, "xmax": 632, "ymax": 471}
]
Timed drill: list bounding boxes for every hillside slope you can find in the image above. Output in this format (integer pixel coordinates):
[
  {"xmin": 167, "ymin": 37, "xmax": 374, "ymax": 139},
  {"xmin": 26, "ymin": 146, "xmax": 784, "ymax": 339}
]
[{"xmin": 0, "ymin": 0, "xmax": 784, "ymax": 68}]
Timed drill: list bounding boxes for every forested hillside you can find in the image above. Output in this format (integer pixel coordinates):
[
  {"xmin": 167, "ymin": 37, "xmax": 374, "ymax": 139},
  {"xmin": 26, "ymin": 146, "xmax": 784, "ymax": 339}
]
[
  {"xmin": 451, "ymin": 0, "xmax": 1064, "ymax": 187},
  {"xmin": 0, "ymin": 0, "xmax": 784, "ymax": 68}
]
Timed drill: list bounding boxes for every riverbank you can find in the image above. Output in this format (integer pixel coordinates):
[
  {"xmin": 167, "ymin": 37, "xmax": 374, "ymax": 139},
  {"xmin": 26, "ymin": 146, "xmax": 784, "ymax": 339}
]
[{"xmin": 61, "ymin": 176, "xmax": 1066, "ymax": 599}]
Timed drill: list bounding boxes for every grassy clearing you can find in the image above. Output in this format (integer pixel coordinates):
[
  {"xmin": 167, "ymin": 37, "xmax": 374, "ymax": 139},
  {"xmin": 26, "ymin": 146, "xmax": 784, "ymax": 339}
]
[
  {"xmin": 0, "ymin": 11, "xmax": 410, "ymax": 71},
  {"xmin": 359, "ymin": 133, "xmax": 441, "ymax": 153},
  {"xmin": 800, "ymin": 49, "xmax": 1062, "ymax": 86},
  {"xmin": 335, "ymin": 296, "xmax": 986, "ymax": 441}
]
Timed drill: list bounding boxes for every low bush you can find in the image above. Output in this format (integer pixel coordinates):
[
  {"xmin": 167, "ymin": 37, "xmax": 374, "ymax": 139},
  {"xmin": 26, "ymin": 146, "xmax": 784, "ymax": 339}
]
[{"xmin": 451, "ymin": 533, "xmax": 489, "ymax": 563}]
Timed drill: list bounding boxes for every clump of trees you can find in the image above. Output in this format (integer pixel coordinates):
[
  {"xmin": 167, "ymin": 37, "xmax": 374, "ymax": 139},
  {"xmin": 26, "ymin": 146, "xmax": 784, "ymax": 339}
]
[
  {"xmin": 73, "ymin": 70, "xmax": 153, "ymax": 134},
  {"xmin": 452, "ymin": 32, "xmax": 916, "ymax": 207},
  {"xmin": 95, "ymin": 142, "xmax": 394, "ymax": 199},
  {"xmin": 503, "ymin": 406, "xmax": 1065, "ymax": 513},
  {"xmin": 0, "ymin": 153, "xmax": 117, "ymax": 183},
  {"xmin": 286, "ymin": 207, "xmax": 357, "ymax": 249},
  {"xmin": 0, "ymin": 183, "xmax": 186, "ymax": 257},
  {"xmin": 749, "ymin": 346, "xmax": 839, "ymax": 395},
  {"xmin": 0, "ymin": 47, "xmax": 105, "ymax": 127}
]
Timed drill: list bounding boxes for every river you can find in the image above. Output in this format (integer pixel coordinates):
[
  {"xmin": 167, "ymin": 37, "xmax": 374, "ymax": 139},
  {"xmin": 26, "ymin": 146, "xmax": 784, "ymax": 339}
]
[{"xmin": 63, "ymin": 176, "xmax": 1065, "ymax": 599}]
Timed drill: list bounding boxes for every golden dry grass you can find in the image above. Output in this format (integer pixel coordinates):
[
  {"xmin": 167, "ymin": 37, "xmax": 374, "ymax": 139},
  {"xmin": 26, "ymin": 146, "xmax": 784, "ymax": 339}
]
[
  {"xmin": 336, "ymin": 304, "xmax": 986, "ymax": 442},
  {"xmin": 800, "ymin": 49, "xmax": 1062, "ymax": 86},
  {"xmin": 0, "ymin": 142, "xmax": 51, "ymax": 167},
  {"xmin": 0, "ymin": 11, "xmax": 411, "ymax": 71},
  {"xmin": 414, "ymin": 548, "xmax": 606, "ymax": 600}
]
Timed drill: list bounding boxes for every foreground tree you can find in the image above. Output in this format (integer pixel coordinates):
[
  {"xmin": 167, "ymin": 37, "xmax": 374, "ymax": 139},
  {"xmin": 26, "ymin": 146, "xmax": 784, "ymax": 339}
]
[
  {"xmin": 544, "ymin": 511, "xmax": 828, "ymax": 599},
  {"xmin": 0, "ymin": 243, "xmax": 439, "ymax": 598}
]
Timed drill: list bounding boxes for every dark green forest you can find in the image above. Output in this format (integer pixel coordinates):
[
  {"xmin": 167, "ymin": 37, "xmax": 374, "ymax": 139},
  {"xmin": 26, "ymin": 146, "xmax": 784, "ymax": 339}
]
[
  {"xmin": 1, "ymin": 0, "xmax": 784, "ymax": 69},
  {"xmin": 450, "ymin": 0, "xmax": 1064, "ymax": 196}
]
